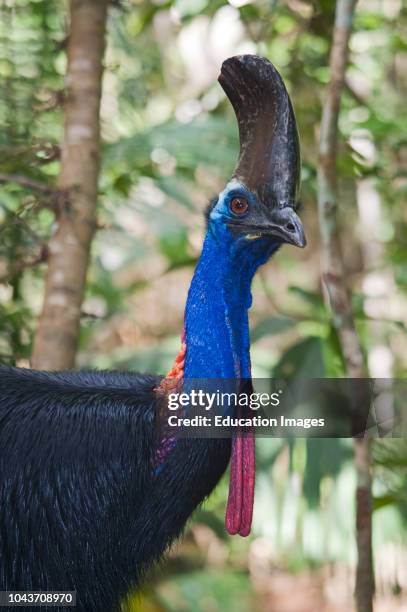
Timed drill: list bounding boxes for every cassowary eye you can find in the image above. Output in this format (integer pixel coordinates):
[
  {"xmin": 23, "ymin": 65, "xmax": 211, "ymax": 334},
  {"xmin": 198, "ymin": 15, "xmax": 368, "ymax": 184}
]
[{"xmin": 230, "ymin": 197, "xmax": 248, "ymax": 215}]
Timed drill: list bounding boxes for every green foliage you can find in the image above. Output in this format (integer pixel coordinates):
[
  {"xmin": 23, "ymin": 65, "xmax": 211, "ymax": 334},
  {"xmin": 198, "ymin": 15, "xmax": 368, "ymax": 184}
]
[
  {"xmin": 156, "ymin": 570, "xmax": 252, "ymax": 612},
  {"xmin": 272, "ymin": 336, "xmax": 325, "ymax": 378},
  {"xmin": 1, "ymin": 1, "xmax": 407, "ymax": 608},
  {"xmin": 251, "ymin": 316, "xmax": 295, "ymax": 342},
  {"xmin": 303, "ymin": 438, "xmax": 352, "ymax": 508},
  {"xmin": 373, "ymin": 440, "xmax": 407, "ymax": 521}
]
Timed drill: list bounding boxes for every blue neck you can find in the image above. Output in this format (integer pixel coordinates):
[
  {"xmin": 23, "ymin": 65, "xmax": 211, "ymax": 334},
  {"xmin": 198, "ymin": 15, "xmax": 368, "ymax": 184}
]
[{"xmin": 184, "ymin": 225, "xmax": 278, "ymax": 379}]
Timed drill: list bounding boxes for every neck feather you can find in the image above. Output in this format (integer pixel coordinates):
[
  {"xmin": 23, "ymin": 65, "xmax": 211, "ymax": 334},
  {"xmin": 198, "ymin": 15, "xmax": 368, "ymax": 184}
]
[{"xmin": 183, "ymin": 229, "xmax": 259, "ymax": 379}]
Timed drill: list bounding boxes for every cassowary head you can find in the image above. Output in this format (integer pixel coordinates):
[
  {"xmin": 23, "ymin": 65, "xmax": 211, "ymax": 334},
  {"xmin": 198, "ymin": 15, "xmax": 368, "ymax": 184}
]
[{"xmin": 208, "ymin": 55, "xmax": 306, "ymax": 261}]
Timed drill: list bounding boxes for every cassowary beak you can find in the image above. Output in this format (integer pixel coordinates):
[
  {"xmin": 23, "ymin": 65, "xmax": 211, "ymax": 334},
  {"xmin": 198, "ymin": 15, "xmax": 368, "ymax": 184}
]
[
  {"xmin": 218, "ymin": 55, "xmax": 306, "ymax": 248},
  {"xmin": 265, "ymin": 207, "xmax": 306, "ymax": 248}
]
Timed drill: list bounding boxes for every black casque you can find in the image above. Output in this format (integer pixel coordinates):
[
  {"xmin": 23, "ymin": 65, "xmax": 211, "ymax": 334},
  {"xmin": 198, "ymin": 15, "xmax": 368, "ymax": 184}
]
[
  {"xmin": 219, "ymin": 55, "xmax": 305, "ymax": 248},
  {"xmin": 219, "ymin": 54, "xmax": 301, "ymax": 210}
]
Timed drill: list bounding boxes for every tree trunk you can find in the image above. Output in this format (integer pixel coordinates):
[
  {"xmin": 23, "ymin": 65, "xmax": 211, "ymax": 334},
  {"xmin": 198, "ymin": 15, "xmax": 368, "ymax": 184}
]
[
  {"xmin": 31, "ymin": 0, "xmax": 108, "ymax": 370},
  {"xmin": 317, "ymin": 1, "xmax": 374, "ymax": 611}
]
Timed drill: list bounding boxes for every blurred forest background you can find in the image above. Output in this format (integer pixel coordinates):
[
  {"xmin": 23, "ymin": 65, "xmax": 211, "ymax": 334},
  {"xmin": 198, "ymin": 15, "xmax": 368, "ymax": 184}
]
[{"xmin": 0, "ymin": 0, "xmax": 407, "ymax": 610}]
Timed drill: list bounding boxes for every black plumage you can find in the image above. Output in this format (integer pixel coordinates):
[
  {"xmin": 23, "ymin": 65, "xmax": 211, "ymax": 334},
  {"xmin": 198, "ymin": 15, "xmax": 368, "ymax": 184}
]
[{"xmin": 0, "ymin": 366, "xmax": 230, "ymax": 611}]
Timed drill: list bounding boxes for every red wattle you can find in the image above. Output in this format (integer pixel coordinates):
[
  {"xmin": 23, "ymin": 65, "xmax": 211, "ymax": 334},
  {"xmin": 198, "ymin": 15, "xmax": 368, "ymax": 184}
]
[
  {"xmin": 240, "ymin": 431, "xmax": 255, "ymax": 536},
  {"xmin": 225, "ymin": 435, "xmax": 243, "ymax": 535},
  {"xmin": 225, "ymin": 431, "xmax": 255, "ymax": 537}
]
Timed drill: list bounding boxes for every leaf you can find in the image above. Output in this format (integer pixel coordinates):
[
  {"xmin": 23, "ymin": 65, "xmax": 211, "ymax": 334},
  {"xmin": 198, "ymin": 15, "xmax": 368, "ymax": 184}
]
[
  {"xmin": 322, "ymin": 324, "xmax": 346, "ymax": 376},
  {"xmin": 272, "ymin": 336, "xmax": 325, "ymax": 378},
  {"xmin": 113, "ymin": 173, "xmax": 133, "ymax": 197},
  {"xmin": 373, "ymin": 494, "xmax": 399, "ymax": 512},
  {"xmin": 303, "ymin": 439, "xmax": 352, "ymax": 508},
  {"xmin": 251, "ymin": 316, "xmax": 295, "ymax": 342},
  {"xmin": 288, "ymin": 286, "xmax": 326, "ymax": 314},
  {"xmin": 158, "ymin": 228, "xmax": 195, "ymax": 270}
]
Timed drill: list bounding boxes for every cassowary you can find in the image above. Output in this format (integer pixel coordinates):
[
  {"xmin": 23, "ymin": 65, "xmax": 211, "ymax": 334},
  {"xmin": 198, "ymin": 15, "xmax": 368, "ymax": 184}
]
[{"xmin": 0, "ymin": 55, "xmax": 305, "ymax": 611}]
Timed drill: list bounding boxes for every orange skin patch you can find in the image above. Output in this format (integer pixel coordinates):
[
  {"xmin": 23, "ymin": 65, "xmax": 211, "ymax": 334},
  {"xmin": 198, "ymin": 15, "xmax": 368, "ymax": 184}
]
[{"xmin": 155, "ymin": 334, "xmax": 186, "ymax": 397}]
